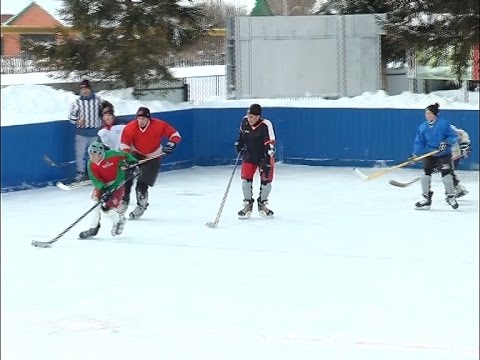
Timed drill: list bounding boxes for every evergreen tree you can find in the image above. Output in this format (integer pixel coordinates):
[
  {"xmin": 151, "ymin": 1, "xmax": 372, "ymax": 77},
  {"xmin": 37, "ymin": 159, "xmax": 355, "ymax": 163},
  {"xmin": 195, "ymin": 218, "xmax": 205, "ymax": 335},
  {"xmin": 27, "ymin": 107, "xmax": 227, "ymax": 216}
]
[
  {"xmin": 315, "ymin": 0, "xmax": 480, "ymax": 80},
  {"xmin": 382, "ymin": 0, "xmax": 479, "ymax": 80},
  {"xmin": 27, "ymin": 0, "xmax": 208, "ymax": 87}
]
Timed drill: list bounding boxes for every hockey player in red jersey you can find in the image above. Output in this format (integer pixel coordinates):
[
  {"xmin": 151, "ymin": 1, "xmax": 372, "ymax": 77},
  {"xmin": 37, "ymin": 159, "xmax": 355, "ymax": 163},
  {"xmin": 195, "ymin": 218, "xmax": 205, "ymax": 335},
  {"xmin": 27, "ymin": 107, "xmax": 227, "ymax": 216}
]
[
  {"xmin": 79, "ymin": 141, "xmax": 139, "ymax": 239},
  {"xmin": 235, "ymin": 104, "xmax": 276, "ymax": 218},
  {"xmin": 120, "ymin": 107, "xmax": 181, "ymax": 219}
]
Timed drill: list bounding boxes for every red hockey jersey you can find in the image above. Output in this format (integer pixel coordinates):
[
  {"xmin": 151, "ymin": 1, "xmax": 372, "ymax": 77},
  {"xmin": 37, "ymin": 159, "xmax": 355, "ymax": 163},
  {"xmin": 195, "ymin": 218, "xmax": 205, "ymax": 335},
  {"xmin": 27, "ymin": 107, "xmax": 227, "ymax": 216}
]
[{"xmin": 120, "ymin": 117, "xmax": 181, "ymax": 157}]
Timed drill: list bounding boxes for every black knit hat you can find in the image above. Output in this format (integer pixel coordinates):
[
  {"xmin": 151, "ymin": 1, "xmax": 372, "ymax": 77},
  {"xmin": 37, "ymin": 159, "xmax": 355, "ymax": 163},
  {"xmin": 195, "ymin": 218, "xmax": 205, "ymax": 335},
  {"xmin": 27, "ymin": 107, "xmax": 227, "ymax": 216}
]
[
  {"xmin": 425, "ymin": 103, "xmax": 440, "ymax": 116},
  {"xmin": 80, "ymin": 79, "xmax": 91, "ymax": 88},
  {"xmin": 136, "ymin": 107, "xmax": 151, "ymax": 119},
  {"xmin": 248, "ymin": 103, "xmax": 262, "ymax": 116}
]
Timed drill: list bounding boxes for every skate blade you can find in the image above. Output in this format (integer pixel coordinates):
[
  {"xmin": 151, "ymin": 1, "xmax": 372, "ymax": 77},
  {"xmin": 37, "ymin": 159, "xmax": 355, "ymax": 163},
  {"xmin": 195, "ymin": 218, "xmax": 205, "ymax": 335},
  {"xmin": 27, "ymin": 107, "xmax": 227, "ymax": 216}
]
[
  {"xmin": 414, "ymin": 206, "xmax": 431, "ymax": 210},
  {"xmin": 259, "ymin": 210, "xmax": 274, "ymax": 218},
  {"xmin": 455, "ymin": 191, "xmax": 467, "ymax": 198},
  {"xmin": 238, "ymin": 211, "xmax": 252, "ymax": 220}
]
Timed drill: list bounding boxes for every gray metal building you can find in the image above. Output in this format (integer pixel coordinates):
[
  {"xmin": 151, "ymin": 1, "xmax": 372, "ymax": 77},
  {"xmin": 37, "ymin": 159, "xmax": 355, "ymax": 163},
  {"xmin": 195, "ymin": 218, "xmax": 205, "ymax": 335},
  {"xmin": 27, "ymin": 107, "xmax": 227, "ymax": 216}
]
[{"xmin": 226, "ymin": 14, "xmax": 386, "ymax": 99}]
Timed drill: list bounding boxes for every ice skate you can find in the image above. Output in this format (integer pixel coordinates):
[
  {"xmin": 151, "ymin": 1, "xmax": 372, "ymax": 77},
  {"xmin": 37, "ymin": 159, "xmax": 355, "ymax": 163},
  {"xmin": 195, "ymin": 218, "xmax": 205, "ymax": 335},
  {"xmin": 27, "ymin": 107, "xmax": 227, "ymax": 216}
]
[
  {"xmin": 455, "ymin": 184, "xmax": 469, "ymax": 198},
  {"xmin": 111, "ymin": 214, "xmax": 126, "ymax": 236},
  {"xmin": 129, "ymin": 204, "xmax": 147, "ymax": 220},
  {"xmin": 257, "ymin": 198, "xmax": 274, "ymax": 217},
  {"xmin": 75, "ymin": 171, "xmax": 88, "ymax": 182},
  {"xmin": 129, "ymin": 192, "xmax": 148, "ymax": 220},
  {"xmin": 415, "ymin": 191, "xmax": 433, "ymax": 210},
  {"xmin": 238, "ymin": 199, "xmax": 254, "ymax": 219},
  {"xmin": 78, "ymin": 223, "xmax": 100, "ymax": 239},
  {"xmin": 445, "ymin": 194, "xmax": 459, "ymax": 209}
]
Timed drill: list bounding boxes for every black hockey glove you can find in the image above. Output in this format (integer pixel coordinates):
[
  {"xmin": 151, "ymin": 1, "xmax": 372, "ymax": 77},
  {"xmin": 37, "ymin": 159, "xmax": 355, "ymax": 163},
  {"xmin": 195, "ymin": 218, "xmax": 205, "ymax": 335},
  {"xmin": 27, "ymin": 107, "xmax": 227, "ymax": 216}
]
[
  {"xmin": 265, "ymin": 144, "xmax": 275, "ymax": 158},
  {"xmin": 460, "ymin": 142, "xmax": 471, "ymax": 158},
  {"xmin": 128, "ymin": 161, "xmax": 142, "ymax": 177},
  {"xmin": 163, "ymin": 141, "xmax": 176, "ymax": 154},
  {"xmin": 101, "ymin": 189, "xmax": 112, "ymax": 202},
  {"xmin": 132, "ymin": 165, "xmax": 142, "ymax": 177},
  {"xmin": 438, "ymin": 142, "xmax": 448, "ymax": 151},
  {"xmin": 260, "ymin": 156, "xmax": 272, "ymax": 177},
  {"xmin": 235, "ymin": 141, "xmax": 245, "ymax": 154}
]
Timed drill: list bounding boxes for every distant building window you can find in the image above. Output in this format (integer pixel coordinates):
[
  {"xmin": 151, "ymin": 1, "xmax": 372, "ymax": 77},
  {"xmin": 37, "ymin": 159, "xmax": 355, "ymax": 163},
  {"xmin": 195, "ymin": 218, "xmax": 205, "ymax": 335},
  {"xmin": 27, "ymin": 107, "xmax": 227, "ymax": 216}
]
[{"xmin": 20, "ymin": 34, "xmax": 55, "ymax": 56}]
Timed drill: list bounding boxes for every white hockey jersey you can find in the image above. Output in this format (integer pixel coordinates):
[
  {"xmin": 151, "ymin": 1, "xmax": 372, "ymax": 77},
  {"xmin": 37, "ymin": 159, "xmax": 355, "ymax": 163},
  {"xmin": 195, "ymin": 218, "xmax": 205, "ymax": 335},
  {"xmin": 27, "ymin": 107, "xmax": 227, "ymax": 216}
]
[
  {"xmin": 450, "ymin": 125, "xmax": 471, "ymax": 159},
  {"xmin": 97, "ymin": 125, "xmax": 126, "ymax": 151}
]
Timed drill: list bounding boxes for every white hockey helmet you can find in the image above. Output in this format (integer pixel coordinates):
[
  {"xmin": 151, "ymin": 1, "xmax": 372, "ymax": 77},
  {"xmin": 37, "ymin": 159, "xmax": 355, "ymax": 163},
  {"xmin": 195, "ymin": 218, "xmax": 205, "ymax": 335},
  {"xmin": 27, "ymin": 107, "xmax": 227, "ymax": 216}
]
[{"xmin": 88, "ymin": 141, "xmax": 106, "ymax": 157}]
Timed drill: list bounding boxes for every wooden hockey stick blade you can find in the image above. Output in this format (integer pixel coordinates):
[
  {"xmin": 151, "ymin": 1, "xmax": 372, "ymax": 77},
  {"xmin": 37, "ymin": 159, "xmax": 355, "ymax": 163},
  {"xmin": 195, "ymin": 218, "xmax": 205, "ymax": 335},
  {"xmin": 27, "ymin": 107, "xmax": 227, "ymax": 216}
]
[
  {"xmin": 359, "ymin": 150, "xmax": 440, "ymax": 181},
  {"xmin": 353, "ymin": 168, "xmax": 368, "ymax": 180},
  {"xmin": 388, "ymin": 177, "xmax": 421, "ymax": 188}
]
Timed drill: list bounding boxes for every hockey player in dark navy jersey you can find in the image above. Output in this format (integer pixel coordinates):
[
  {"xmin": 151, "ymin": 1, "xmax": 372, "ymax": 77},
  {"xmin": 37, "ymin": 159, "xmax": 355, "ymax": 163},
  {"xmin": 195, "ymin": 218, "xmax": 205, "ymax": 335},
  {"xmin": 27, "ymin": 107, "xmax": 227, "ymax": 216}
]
[{"xmin": 235, "ymin": 104, "xmax": 276, "ymax": 218}]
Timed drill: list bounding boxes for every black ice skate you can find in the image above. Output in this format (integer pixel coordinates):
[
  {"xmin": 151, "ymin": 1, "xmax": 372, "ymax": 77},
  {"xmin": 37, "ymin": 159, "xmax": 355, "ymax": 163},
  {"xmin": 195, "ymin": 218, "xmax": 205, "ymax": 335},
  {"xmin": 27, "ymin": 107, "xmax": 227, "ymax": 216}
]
[
  {"xmin": 238, "ymin": 199, "xmax": 254, "ymax": 219},
  {"xmin": 445, "ymin": 194, "xmax": 459, "ymax": 209},
  {"xmin": 79, "ymin": 223, "xmax": 100, "ymax": 239},
  {"xmin": 257, "ymin": 198, "xmax": 274, "ymax": 217},
  {"xmin": 112, "ymin": 214, "xmax": 126, "ymax": 236},
  {"xmin": 415, "ymin": 191, "xmax": 433, "ymax": 210}
]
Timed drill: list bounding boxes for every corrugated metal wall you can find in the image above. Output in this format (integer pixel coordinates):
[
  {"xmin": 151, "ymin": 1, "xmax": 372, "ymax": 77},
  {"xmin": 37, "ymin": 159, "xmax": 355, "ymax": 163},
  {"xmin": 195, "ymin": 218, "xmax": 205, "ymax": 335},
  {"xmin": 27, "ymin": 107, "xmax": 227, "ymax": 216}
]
[{"xmin": 1, "ymin": 108, "xmax": 478, "ymax": 191}]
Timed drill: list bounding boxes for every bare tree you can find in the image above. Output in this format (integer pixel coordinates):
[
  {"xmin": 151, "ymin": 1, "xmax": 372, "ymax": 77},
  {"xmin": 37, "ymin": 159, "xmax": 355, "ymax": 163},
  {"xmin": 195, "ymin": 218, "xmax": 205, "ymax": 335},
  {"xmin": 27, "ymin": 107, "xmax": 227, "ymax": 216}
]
[
  {"xmin": 177, "ymin": 0, "xmax": 248, "ymax": 63},
  {"xmin": 268, "ymin": 0, "xmax": 317, "ymax": 15}
]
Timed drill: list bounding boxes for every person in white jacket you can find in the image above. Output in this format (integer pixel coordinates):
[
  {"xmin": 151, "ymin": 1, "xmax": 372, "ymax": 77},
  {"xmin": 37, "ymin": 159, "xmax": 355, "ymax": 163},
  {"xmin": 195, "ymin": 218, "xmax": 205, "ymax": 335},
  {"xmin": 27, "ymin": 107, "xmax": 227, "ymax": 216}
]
[{"xmin": 97, "ymin": 101, "xmax": 126, "ymax": 151}]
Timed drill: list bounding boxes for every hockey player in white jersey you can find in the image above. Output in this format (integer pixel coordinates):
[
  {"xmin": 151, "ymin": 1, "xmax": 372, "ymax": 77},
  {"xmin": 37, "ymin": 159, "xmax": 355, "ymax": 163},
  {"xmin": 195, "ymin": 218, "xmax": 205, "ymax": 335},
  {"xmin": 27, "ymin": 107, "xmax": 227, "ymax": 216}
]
[
  {"xmin": 450, "ymin": 125, "xmax": 471, "ymax": 198},
  {"xmin": 97, "ymin": 101, "xmax": 126, "ymax": 151}
]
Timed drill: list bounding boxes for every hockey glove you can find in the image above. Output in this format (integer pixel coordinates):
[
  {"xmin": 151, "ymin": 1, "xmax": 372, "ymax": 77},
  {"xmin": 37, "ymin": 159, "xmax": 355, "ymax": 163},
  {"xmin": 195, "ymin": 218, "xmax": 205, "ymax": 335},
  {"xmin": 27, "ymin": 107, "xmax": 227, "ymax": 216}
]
[
  {"xmin": 235, "ymin": 141, "xmax": 245, "ymax": 154},
  {"xmin": 266, "ymin": 144, "xmax": 275, "ymax": 157},
  {"xmin": 438, "ymin": 142, "xmax": 448, "ymax": 151},
  {"xmin": 101, "ymin": 189, "xmax": 112, "ymax": 203},
  {"xmin": 132, "ymin": 165, "xmax": 142, "ymax": 177},
  {"xmin": 163, "ymin": 141, "xmax": 176, "ymax": 154},
  {"xmin": 127, "ymin": 160, "xmax": 142, "ymax": 177},
  {"xmin": 407, "ymin": 154, "xmax": 418, "ymax": 165},
  {"xmin": 260, "ymin": 156, "xmax": 272, "ymax": 177},
  {"xmin": 460, "ymin": 142, "xmax": 471, "ymax": 158}
]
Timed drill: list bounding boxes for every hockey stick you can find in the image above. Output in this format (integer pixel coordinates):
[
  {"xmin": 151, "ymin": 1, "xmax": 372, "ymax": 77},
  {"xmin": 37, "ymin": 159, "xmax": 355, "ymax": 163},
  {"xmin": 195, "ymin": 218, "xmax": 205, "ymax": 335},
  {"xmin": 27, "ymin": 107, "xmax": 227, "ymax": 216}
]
[
  {"xmin": 43, "ymin": 154, "xmax": 85, "ymax": 168},
  {"xmin": 31, "ymin": 172, "xmax": 140, "ymax": 248},
  {"xmin": 135, "ymin": 152, "xmax": 165, "ymax": 165},
  {"xmin": 353, "ymin": 150, "xmax": 439, "ymax": 180},
  {"xmin": 205, "ymin": 152, "xmax": 242, "ymax": 229},
  {"xmin": 54, "ymin": 153, "xmax": 165, "ymax": 191},
  {"xmin": 56, "ymin": 179, "xmax": 92, "ymax": 191},
  {"xmin": 45, "ymin": 150, "xmax": 163, "ymax": 168},
  {"xmin": 388, "ymin": 177, "xmax": 421, "ymax": 188}
]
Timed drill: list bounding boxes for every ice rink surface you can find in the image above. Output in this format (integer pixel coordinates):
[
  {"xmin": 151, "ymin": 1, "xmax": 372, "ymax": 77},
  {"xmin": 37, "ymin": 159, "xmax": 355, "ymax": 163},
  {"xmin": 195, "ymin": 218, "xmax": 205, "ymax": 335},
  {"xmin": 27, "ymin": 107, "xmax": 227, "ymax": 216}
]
[{"xmin": 2, "ymin": 164, "xmax": 479, "ymax": 360}]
